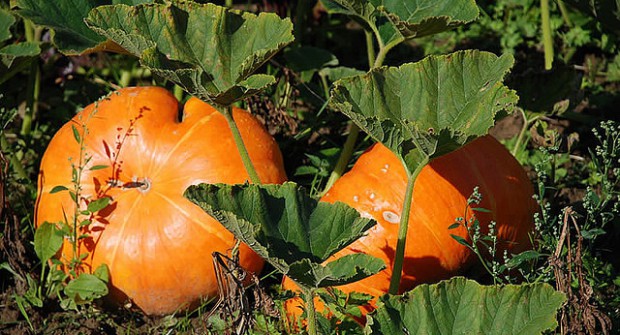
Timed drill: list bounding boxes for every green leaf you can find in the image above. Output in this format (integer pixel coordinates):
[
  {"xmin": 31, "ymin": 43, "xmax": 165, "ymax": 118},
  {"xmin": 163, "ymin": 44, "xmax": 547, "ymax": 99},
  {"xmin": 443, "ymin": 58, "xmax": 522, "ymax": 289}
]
[
  {"xmin": 34, "ymin": 222, "xmax": 63, "ymax": 262},
  {"xmin": 184, "ymin": 182, "xmax": 385, "ymax": 289},
  {"xmin": 10, "ymin": 0, "xmax": 139, "ymax": 55},
  {"xmin": 50, "ymin": 185, "xmax": 69, "ymax": 194},
  {"xmin": 288, "ymin": 254, "xmax": 385, "ymax": 288},
  {"xmin": 284, "ymin": 46, "xmax": 338, "ymax": 72},
  {"xmin": 89, "ymin": 164, "xmax": 109, "ymax": 171},
  {"xmin": 0, "ymin": 262, "xmax": 23, "ymax": 281},
  {"xmin": 64, "ymin": 273, "xmax": 109, "ymax": 301},
  {"xmin": 365, "ymin": 277, "xmax": 566, "ymax": 335},
  {"xmin": 319, "ymin": 66, "xmax": 365, "ymax": 82},
  {"xmin": 319, "ymin": 0, "xmax": 478, "ymax": 50},
  {"xmin": 505, "ymin": 250, "xmax": 542, "ymax": 269},
  {"xmin": 93, "ymin": 264, "xmax": 110, "ymax": 283},
  {"xmin": 71, "ymin": 124, "xmax": 81, "ymax": 143},
  {"xmin": 86, "ymin": 1, "xmax": 295, "ymax": 106},
  {"xmin": 0, "ymin": 8, "xmax": 15, "ymax": 43},
  {"xmin": 0, "ymin": 41, "xmax": 40, "ymax": 84},
  {"xmin": 330, "ymin": 50, "xmax": 518, "ymax": 173},
  {"xmin": 0, "ymin": 41, "xmax": 40, "ymax": 67},
  {"xmin": 450, "ymin": 234, "xmax": 471, "ymax": 248},
  {"xmin": 86, "ymin": 196, "xmax": 111, "ymax": 213}
]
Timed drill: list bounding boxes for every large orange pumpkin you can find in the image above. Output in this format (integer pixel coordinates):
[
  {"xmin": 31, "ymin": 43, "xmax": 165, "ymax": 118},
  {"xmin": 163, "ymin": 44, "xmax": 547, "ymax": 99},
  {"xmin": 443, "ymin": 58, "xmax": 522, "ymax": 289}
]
[
  {"xmin": 283, "ymin": 135, "xmax": 537, "ymax": 319},
  {"xmin": 35, "ymin": 86, "xmax": 287, "ymax": 315}
]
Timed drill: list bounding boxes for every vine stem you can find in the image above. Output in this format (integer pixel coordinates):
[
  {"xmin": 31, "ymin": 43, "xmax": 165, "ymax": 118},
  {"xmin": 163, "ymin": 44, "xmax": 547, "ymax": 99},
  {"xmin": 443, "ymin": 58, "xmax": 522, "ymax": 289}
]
[
  {"xmin": 21, "ymin": 20, "xmax": 42, "ymax": 136},
  {"xmin": 319, "ymin": 125, "xmax": 359, "ymax": 197},
  {"xmin": 220, "ymin": 105, "xmax": 262, "ymax": 184},
  {"xmin": 320, "ymin": 30, "xmax": 389, "ymax": 195},
  {"xmin": 388, "ymin": 157, "xmax": 428, "ymax": 295},
  {"xmin": 303, "ymin": 288, "xmax": 319, "ymax": 335},
  {"xmin": 511, "ymin": 109, "xmax": 540, "ymax": 157},
  {"xmin": 557, "ymin": 0, "xmax": 572, "ymax": 27},
  {"xmin": 365, "ymin": 30, "xmax": 376, "ymax": 67},
  {"xmin": 541, "ymin": 0, "xmax": 554, "ymax": 70}
]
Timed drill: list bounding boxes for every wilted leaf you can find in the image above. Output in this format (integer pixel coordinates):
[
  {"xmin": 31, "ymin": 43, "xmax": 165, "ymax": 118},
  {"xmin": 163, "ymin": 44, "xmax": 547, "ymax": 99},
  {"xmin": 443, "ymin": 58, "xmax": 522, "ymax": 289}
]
[
  {"xmin": 86, "ymin": 1, "xmax": 294, "ymax": 106},
  {"xmin": 185, "ymin": 182, "xmax": 385, "ymax": 289},
  {"xmin": 331, "ymin": 50, "xmax": 518, "ymax": 173},
  {"xmin": 365, "ymin": 277, "xmax": 566, "ymax": 335}
]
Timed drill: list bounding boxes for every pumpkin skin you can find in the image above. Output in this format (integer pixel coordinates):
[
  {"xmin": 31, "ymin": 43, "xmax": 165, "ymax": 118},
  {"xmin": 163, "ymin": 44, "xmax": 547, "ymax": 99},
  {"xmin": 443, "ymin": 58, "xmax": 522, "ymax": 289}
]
[
  {"xmin": 35, "ymin": 86, "xmax": 287, "ymax": 315},
  {"xmin": 283, "ymin": 135, "xmax": 537, "ymax": 319}
]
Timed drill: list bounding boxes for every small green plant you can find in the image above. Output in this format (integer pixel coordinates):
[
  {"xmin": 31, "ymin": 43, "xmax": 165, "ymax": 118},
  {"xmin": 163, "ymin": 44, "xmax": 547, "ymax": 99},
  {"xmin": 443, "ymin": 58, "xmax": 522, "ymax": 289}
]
[
  {"xmin": 450, "ymin": 187, "xmax": 511, "ymax": 285},
  {"xmin": 29, "ymin": 100, "xmax": 112, "ymax": 315}
]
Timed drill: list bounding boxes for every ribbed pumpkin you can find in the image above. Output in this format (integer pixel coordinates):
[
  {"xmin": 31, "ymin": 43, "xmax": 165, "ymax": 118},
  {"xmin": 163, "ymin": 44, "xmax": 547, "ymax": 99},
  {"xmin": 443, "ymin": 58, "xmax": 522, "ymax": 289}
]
[
  {"xmin": 283, "ymin": 135, "xmax": 536, "ymax": 319},
  {"xmin": 35, "ymin": 86, "xmax": 287, "ymax": 315}
]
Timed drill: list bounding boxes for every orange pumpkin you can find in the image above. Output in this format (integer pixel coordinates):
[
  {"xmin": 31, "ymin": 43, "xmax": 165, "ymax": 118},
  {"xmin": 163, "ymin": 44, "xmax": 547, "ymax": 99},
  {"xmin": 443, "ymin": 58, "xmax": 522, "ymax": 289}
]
[
  {"xmin": 283, "ymin": 135, "xmax": 537, "ymax": 320},
  {"xmin": 35, "ymin": 86, "xmax": 287, "ymax": 315}
]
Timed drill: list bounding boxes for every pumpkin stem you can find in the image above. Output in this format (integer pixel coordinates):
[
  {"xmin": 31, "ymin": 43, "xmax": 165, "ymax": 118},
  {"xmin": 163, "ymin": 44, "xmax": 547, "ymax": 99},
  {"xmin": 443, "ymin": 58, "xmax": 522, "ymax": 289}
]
[
  {"xmin": 388, "ymin": 157, "xmax": 428, "ymax": 295},
  {"xmin": 220, "ymin": 105, "xmax": 262, "ymax": 184}
]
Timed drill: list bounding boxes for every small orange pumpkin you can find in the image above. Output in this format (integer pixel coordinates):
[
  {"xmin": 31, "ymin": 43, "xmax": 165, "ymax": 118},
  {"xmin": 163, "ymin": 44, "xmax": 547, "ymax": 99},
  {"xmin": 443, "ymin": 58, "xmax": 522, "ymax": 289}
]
[
  {"xmin": 283, "ymin": 135, "xmax": 537, "ymax": 320},
  {"xmin": 35, "ymin": 86, "xmax": 287, "ymax": 315}
]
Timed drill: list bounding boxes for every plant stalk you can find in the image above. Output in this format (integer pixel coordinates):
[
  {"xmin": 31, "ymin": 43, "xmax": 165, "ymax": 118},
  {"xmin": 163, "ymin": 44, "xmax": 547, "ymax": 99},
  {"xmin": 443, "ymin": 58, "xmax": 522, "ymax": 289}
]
[
  {"xmin": 557, "ymin": 0, "xmax": 572, "ymax": 27},
  {"xmin": 365, "ymin": 31, "xmax": 376, "ymax": 66},
  {"xmin": 320, "ymin": 27, "xmax": 389, "ymax": 196},
  {"xmin": 173, "ymin": 85, "xmax": 184, "ymax": 102},
  {"xmin": 511, "ymin": 110, "xmax": 540, "ymax": 157},
  {"xmin": 303, "ymin": 288, "xmax": 319, "ymax": 335},
  {"xmin": 320, "ymin": 125, "xmax": 359, "ymax": 196},
  {"xmin": 541, "ymin": 0, "xmax": 554, "ymax": 70},
  {"xmin": 389, "ymin": 158, "xmax": 428, "ymax": 294},
  {"xmin": 221, "ymin": 106, "xmax": 262, "ymax": 184},
  {"xmin": 21, "ymin": 20, "xmax": 42, "ymax": 136}
]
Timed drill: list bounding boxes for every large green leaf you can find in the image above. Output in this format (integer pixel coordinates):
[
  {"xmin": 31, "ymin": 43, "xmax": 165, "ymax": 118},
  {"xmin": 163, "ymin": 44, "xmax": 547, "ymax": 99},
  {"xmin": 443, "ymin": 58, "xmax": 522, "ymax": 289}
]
[
  {"xmin": 0, "ymin": 8, "xmax": 15, "ymax": 43},
  {"xmin": 1, "ymin": 41, "xmax": 39, "ymax": 67},
  {"xmin": 320, "ymin": 0, "xmax": 478, "ymax": 49},
  {"xmin": 10, "ymin": 0, "xmax": 142, "ymax": 55},
  {"xmin": 86, "ymin": 1, "xmax": 295, "ymax": 106},
  {"xmin": 0, "ymin": 7, "xmax": 41, "ymax": 85},
  {"xmin": 330, "ymin": 50, "xmax": 518, "ymax": 173},
  {"xmin": 184, "ymin": 182, "xmax": 385, "ymax": 289},
  {"xmin": 365, "ymin": 277, "xmax": 566, "ymax": 335}
]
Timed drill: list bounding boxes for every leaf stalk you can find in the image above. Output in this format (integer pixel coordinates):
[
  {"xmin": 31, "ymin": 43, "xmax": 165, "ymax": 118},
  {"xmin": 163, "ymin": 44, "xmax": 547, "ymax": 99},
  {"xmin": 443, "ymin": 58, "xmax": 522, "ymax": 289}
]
[
  {"xmin": 220, "ymin": 105, "xmax": 262, "ymax": 184},
  {"xmin": 21, "ymin": 20, "xmax": 42, "ymax": 137},
  {"xmin": 389, "ymin": 157, "xmax": 428, "ymax": 294},
  {"xmin": 303, "ymin": 287, "xmax": 319, "ymax": 335},
  {"xmin": 541, "ymin": 0, "xmax": 554, "ymax": 70},
  {"xmin": 319, "ymin": 124, "xmax": 359, "ymax": 197}
]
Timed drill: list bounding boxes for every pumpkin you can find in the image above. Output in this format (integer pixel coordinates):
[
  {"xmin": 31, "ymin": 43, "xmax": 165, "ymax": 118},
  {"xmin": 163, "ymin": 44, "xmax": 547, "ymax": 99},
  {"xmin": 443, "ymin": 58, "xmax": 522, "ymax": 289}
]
[
  {"xmin": 35, "ymin": 86, "xmax": 287, "ymax": 315},
  {"xmin": 283, "ymin": 135, "xmax": 537, "ymax": 319}
]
